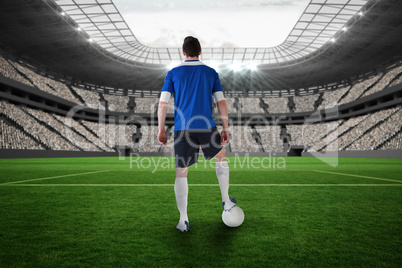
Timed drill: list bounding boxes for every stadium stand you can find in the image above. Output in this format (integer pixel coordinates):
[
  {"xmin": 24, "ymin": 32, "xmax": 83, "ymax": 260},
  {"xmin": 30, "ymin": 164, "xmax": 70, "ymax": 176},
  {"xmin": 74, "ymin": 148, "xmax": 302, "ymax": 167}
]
[
  {"xmin": 254, "ymin": 125, "xmax": 284, "ymax": 152},
  {"xmin": 103, "ymin": 94, "xmax": 130, "ymax": 113},
  {"xmin": 345, "ymin": 107, "xmax": 401, "ymax": 151},
  {"xmin": 229, "ymin": 126, "xmax": 261, "ymax": 152},
  {"xmin": 9, "ymin": 60, "xmax": 82, "ymax": 104},
  {"xmin": 308, "ymin": 115, "xmax": 369, "ymax": 152},
  {"xmin": 293, "ymin": 94, "xmax": 319, "ymax": 113},
  {"xmin": 360, "ymin": 65, "xmax": 402, "ymax": 98},
  {"xmin": 0, "ymin": 100, "xmax": 80, "ymax": 151},
  {"xmin": 390, "ymin": 74, "xmax": 402, "ymax": 87},
  {"xmin": 71, "ymin": 86, "xmax": 103, "ymax": 109},
  {"xmin": 263, "ymin": 97, "xmax": 290, "ymax": 114},
  {"xmin": 287, "ymin": 120, "xmax": 342, "ymax": 148},
  {"xmin": 0, "ymin": 117, "xmax": 45, "ymax": 150},
  {"xmin": 0, "ymin": 54, "xmax": 33, "ymax": 87},
  {"xmin": 80, "ymin": 120, "xmax": 137, "ymax": 150},
  {"xmin": 225, "ymin": 97, "xmax": 237, "ymax": 113},
  {"xmin": 53, "ymin": 114, "xmax": 114, "ymax": 152},
  {"xmin": 317, "ymin": 86, "xmax": 351, "ymax": 110},
  {"xmin": 379, "ymin": 131, "xmax": 402, "ymax": 150},
  {"xmin": 134, "ymin": 97, "xmax": 159, "ymax": 113},
  {"xmin": 1, "ymin": 50, "xmax": 402, "ymax": 154},
  {"xmin": 238, "ymin": 98, "xmax": 265, "ymax": 113},
  {"xmin": 24, "ymin": 107, "xmax": 100, "ymax": 151},
  {"xmin": 138, "ymin": 125, "xmax": 159, "ymax": 152},
  {"xmin": 339, "ymin": 74, "xmax": 382, "ymax": 105}
]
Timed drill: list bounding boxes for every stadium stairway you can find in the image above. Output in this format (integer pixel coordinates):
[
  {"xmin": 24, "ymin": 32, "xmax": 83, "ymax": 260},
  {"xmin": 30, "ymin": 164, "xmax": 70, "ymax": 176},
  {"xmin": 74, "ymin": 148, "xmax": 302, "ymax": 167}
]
[
  {"xmin": 68, "ymin": 85, "xmax": 86, "ymax": 104},
  {"xmin": 314, "ymin": 92, "xmax": 324, "ymax": 111},
  {"xmin": 259, "ymin": 98, "xmax": 269, "ymax": 114},
  {"xmin": 288, "ymin": 97, "xmax": 295, "ymax": 113}
]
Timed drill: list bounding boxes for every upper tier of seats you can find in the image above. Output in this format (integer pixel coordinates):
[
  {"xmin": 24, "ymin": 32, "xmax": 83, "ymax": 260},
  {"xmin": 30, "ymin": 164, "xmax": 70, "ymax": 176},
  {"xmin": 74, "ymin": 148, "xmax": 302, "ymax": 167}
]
[{"xmin": 1, "ymin": 53, "xmax": 401, "ymax": 115}]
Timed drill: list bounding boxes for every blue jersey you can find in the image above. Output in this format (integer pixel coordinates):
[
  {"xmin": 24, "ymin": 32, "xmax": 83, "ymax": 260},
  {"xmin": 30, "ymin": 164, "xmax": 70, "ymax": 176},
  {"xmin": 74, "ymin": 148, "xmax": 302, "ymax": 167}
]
[{"xmin": 161, "ymin": 60, "xmax": 223, "ymax": 131}]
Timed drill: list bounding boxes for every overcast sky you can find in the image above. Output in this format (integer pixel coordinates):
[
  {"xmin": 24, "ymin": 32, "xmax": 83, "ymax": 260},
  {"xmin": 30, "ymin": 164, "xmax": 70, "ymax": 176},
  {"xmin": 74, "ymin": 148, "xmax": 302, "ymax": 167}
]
[{"xmin": 112, "ymin": 0, "xmax": 309, "ymax": 48}]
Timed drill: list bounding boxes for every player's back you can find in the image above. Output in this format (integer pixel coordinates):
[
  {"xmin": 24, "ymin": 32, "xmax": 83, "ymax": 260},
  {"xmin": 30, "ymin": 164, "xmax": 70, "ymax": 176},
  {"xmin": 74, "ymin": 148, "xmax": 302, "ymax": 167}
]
[{"xmin": 168, "ymin": 61, "xmax": 221, "ymax": 130}]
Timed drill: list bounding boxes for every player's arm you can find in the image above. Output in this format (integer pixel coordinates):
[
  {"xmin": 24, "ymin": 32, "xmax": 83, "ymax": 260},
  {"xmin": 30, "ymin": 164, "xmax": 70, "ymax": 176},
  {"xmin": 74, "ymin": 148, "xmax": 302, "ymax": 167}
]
[
  {"xmin": 216, "ymin": 97, "xmax": 230, "ymax": 145},
  {"xmin": 158, "ymin": 92, "xmax": 171, "ymax": 146}
]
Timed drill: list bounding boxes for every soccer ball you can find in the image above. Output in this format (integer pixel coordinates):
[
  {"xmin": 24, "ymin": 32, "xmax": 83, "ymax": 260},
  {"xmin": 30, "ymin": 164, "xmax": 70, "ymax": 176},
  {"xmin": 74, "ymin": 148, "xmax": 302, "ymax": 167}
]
[{"xmin": 222, "ymin": 206, "xmax": 245, "ymax": 227}]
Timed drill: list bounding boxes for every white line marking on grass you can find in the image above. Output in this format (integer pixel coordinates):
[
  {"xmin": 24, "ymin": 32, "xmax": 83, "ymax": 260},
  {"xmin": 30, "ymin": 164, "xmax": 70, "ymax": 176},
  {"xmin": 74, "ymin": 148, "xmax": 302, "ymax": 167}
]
[
  {"xmin": 0, "ymin": 170, "xmax": 111, "ymax": 185},
  {"xmin": 1, "ymin": 184, "xmax": 402, "ymax": 187},
  {"xmin": 313, "ymin": 170, "xmax": 402, "ymax": 183}
]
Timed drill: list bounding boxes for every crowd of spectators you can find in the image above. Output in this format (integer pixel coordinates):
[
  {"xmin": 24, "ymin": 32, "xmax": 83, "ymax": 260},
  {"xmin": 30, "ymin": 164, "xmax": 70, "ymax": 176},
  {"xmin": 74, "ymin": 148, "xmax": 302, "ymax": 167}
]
[
  {"xmin": 1, "ymin": 98, "xmax": 401, "ymax": 153},
  {"xmin": 53, "ymin": 114, "xmax": 114, "ymax": 152},
  {"xmin": 287, "ymin": 120, "xmax": 342, "ymax": 148},
  {"xmin": 345, "ymin": 107, "xmax": 401, "ymax": 151},
  {"xmin": 254, "ymin": 125, "xmax": 284, "ymax": 152},
  {"xmin": 10, "ymin": 61, "xmax": 82, "ymax": 104},
  {"xmin": 339, "ymin": 74, "xmax": 382, "ymax": 105},
  {"xmin": 390, "ymin": 74, "xmax": 402, "ymax": 87},
  {"xmin": 0, "ymin": 100, "xmax": 79, "ymax": 151},
  {"xmin": 134, "ymin": 98, "xmax": 159, "ymax": 113},
  {"xmin": 380, "ymin": 131, "xmax": 402, "ymax": 150},
  {"xmin": 317, "ymin": 86, "xmax": 350, "ymax": 110},
  {"xmin": 238, "ymin": 98, "xmax": 265, "ymax": 113},
  {"xmin": 360, "ymin": 65, "xmax": 402, "ymax": 98},
  {"xmin": 103, "ymin": 94, "xmax": 130, "ymax": 113},
  {"xmin": 0, "ymin": 54, "xmax": 33, "ymax": 87},
  {"xmin": 24, "ymin": 107, "xmax": 100, "ymax": 151},
  {"xmin": 263, "ymin": 97, "xmax": 290, "ymax": 114},
  {"xmin": 293, "ymin": 94, "xmax": 319, "ymax": 113},
  {"xmin": 340, "ymin": 107, "xmax": 397, "ymax": 150},
  {"xmin": 81, "ymin": 120, "xmax": 137, "ymax": 149},
  {"xmin": 0, "ymin": 117, "xmax": 45, "ymax": 150},
  {"xmin": 44, "ymin": 76, "xmax": 82, "ymax": 104},
  {"xmin": 308, "ymin": 115, "xmax": 369, "ymax": 152},
  {"xmin": 72, "ymin": 86, "xmax": 102, "ymax": 109},
  {"xmin": 119, "ymin": 125, "xmax": 138, "ymax": 147},
  {"xmin": 229, "ymin": 126, "xmax": 261, "ymax": 152},
  {"xmin": 138, "ymin": 125, "xmax": 159, "ymax": 152}
]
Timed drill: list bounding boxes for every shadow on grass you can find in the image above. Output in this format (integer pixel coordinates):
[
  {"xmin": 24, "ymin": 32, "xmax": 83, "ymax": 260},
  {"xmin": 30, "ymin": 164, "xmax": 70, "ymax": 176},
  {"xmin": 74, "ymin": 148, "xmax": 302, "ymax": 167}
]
[{"xmin": 162, "ymin": 219, "xmax": 243, "ymax": 265}]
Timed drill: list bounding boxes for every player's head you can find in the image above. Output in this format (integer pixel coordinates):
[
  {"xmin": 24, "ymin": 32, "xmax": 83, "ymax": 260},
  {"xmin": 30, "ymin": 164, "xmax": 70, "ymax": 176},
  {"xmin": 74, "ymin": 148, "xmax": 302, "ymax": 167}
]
[{"xmin": 182, "ymin": 36, "xmax": 201, "ymax": 58}]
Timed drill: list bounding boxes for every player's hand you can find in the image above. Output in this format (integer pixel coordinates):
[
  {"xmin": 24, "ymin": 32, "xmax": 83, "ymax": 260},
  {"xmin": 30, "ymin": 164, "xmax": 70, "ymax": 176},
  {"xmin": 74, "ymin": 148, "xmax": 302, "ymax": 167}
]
[
  {"xmin": 220, "ymin": 130, "xmax": 229, "ymax": 145},
  {"xmin": 158, "ymin": 129, "xmax": 167, "ymax": 146}
]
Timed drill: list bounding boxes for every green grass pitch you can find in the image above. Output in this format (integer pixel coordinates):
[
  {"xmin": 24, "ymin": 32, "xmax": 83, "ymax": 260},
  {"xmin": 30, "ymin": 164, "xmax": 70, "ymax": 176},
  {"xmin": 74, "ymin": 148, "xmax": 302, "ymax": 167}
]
[{"xmin": 0, "ymin": 156, "xmax": 401, "ymax": 267}]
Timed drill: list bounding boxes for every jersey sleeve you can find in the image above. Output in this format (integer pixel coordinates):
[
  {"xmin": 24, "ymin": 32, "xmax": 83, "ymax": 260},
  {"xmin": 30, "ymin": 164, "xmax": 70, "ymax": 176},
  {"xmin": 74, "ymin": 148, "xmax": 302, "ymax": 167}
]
[
  {"xmin": 212, "ymin": 72, "xmax": 223, "ymax": 94},
  {"xmin": 212, "ymin": 72, "xmax": 225, "ymax": 102},
  {"xmin": 160, "ymin": 71, "xmax": 174, "ymax": 103}
]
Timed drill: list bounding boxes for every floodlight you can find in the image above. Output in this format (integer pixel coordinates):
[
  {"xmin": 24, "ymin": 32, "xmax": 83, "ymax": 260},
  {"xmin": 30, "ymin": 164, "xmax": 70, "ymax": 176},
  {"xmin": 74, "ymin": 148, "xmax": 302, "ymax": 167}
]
[
  {"xmin": 167, "ymin": 62, "xmax": 179, "ymax": 70},
  {"xmin": 330, "ymin": 38, "xmax": 336, "ymax": 43},
  {"xmin": 342, "ymin": 27, "xmax": 347, "ymax": 31},
  {"xmin": 77, "ymin": 27, "xmax": 82, "ymax": 31},
  {"xmin": 88, "ymin": 38, "xmax": 93, "ymax": 43},
  {"xmin": 231, "ymin": 62, "xmax": 242, "ymax": 72},
  {"xmin": 209, "ymin": 61, "xmax": 220, "ymax": 71},
  {"xmin": 358, "ymin": 11, "xmax": 364, "ymax": 16},
  {"xmin": 247, "ymin": 62, "xmax": 258, "ymax": 71},
  {"xmin": 61, "ymin": 11, "xmax": 66, "ymax": 16}
]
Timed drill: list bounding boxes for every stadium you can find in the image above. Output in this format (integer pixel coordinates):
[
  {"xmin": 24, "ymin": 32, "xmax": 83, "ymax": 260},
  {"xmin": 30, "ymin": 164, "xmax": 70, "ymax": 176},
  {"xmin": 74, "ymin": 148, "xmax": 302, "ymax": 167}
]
[{"xmin": 0, "ymin": 0, "xmax": 401, "ymax": 266}]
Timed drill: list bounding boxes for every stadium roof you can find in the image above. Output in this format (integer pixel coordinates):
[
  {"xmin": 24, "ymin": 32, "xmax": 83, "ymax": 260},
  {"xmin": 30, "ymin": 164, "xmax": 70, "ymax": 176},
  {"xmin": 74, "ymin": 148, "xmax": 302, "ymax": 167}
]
[
  {"xmin": 54, "ymin": 0, "xmax": 369, "ymax": 67},
  {"xmin": 0, "ymin": 0, "xmax": 401, "ymax": 96}
]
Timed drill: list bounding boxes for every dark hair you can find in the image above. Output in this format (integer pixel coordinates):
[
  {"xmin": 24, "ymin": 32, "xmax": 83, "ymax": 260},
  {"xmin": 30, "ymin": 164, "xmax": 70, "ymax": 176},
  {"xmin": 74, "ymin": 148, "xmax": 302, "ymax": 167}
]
[{"xmin": 182, "ymin": 36, "xmax": 201, "ymax": 57}]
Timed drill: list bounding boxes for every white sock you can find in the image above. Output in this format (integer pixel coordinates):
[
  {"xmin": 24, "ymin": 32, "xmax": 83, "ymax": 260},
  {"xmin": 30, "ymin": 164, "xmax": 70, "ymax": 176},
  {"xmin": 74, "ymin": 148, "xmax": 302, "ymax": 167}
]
[
  {"xmin": 216, "ymin": 161, "xmax": 230, "ymax": 203},
  {"xmin": 174, "ymin": 177, "xmax": 188, "ymax": 222}
]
